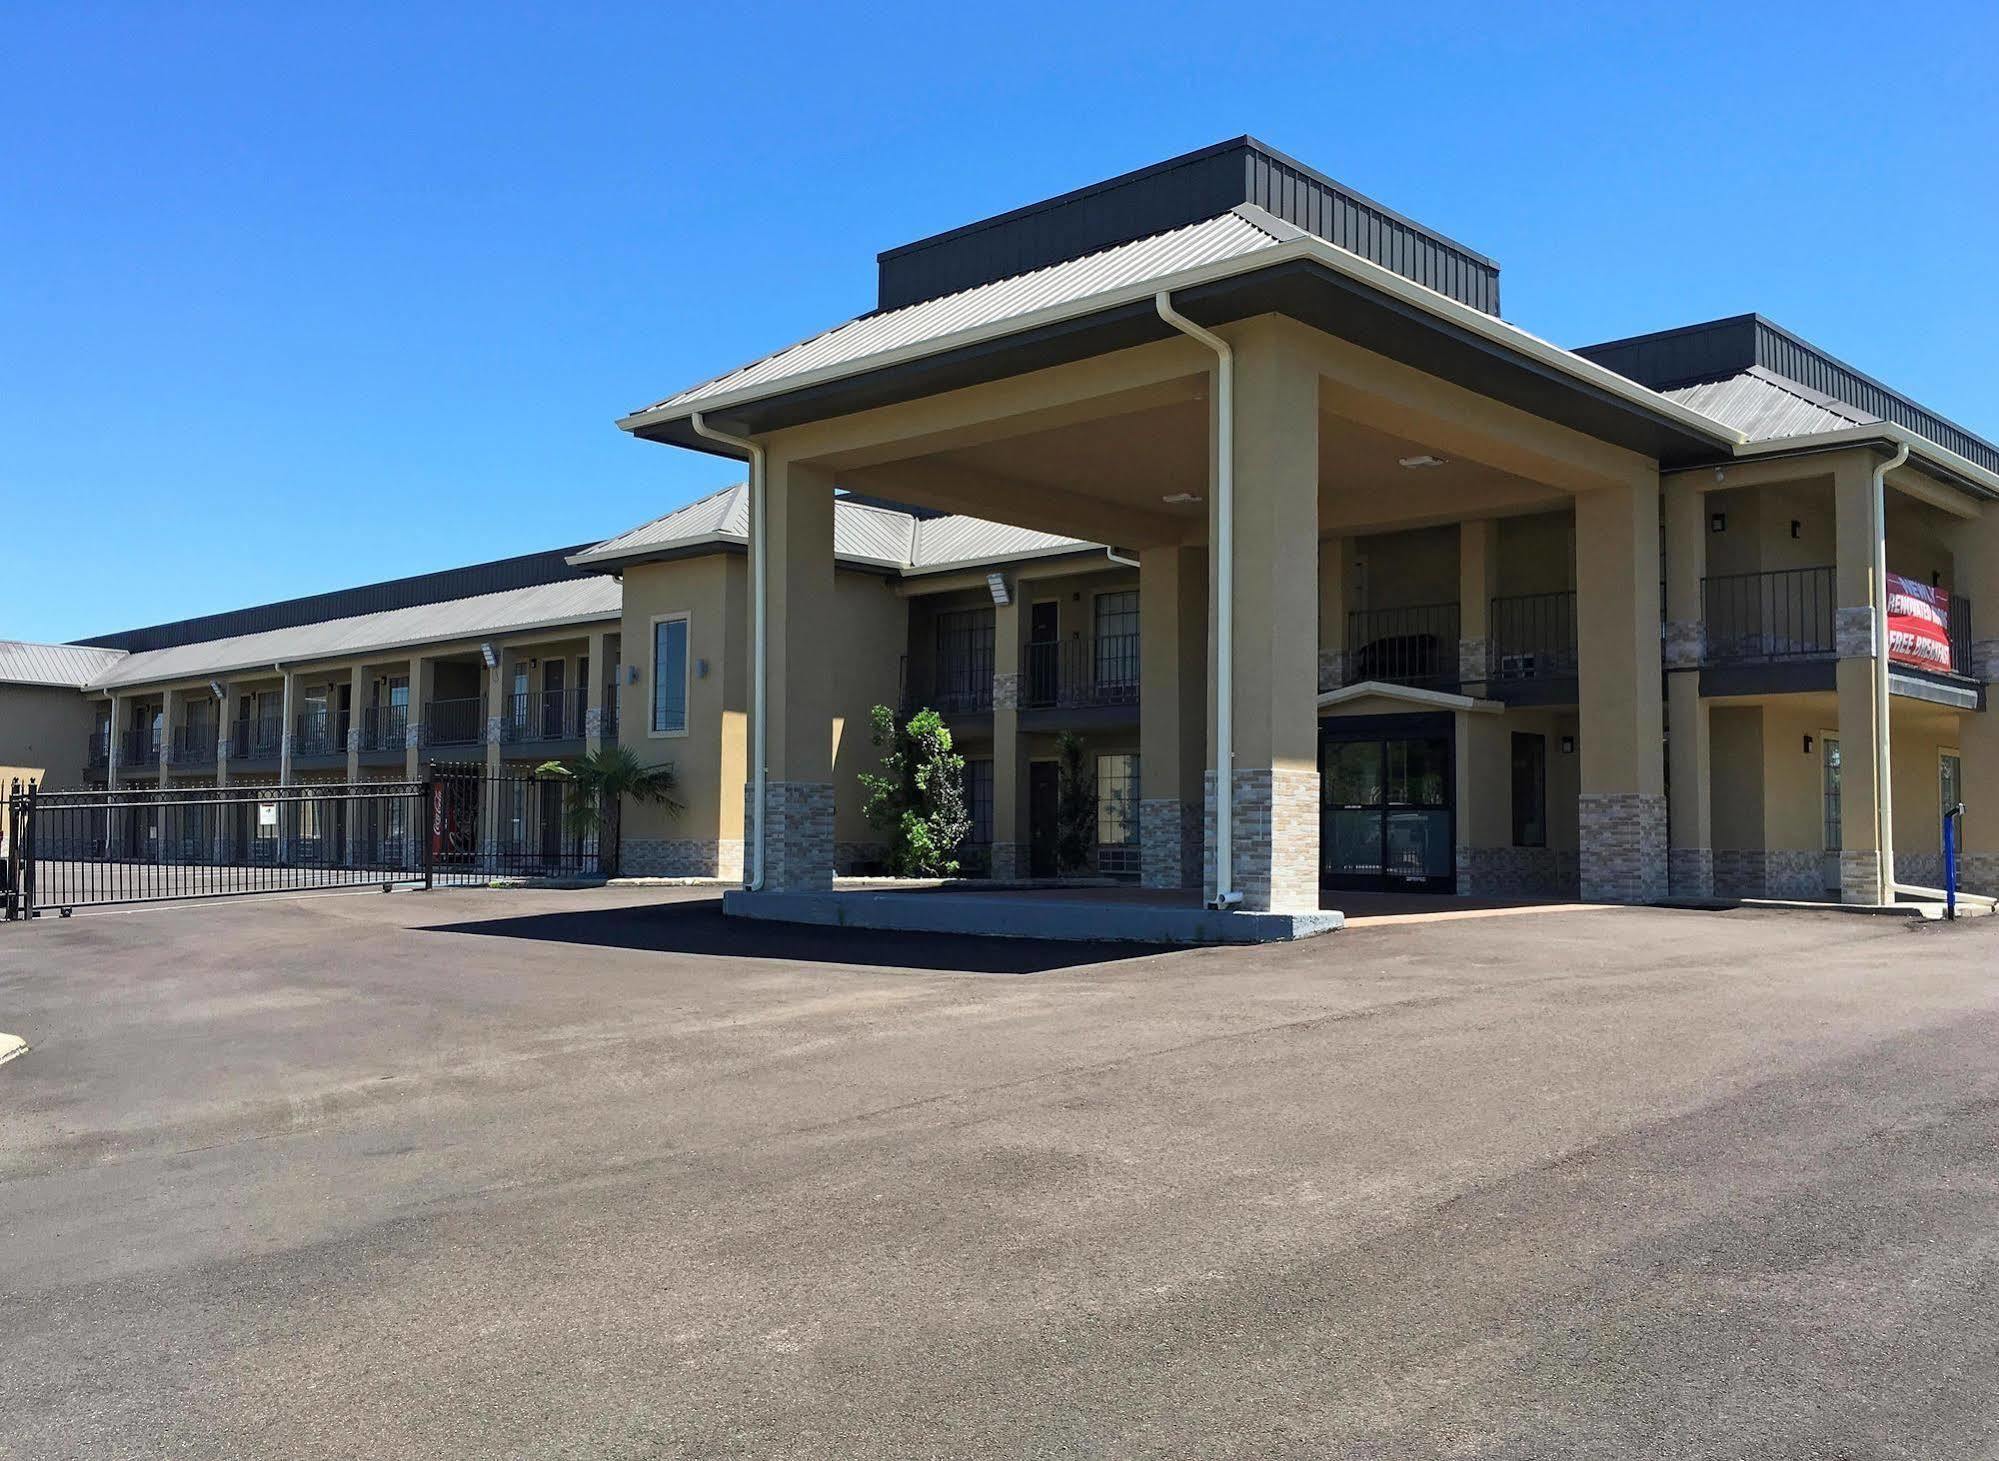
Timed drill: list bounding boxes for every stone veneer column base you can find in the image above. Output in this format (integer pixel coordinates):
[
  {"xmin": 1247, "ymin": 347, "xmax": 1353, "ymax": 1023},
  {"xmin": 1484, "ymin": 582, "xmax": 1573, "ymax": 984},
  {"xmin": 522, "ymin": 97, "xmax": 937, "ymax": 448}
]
[
  {"xmin": 1578, "ymin": 792, "xmax": 1668, "ymax": 903},
  {"xmin": 616, "ymin": 837, "xmax": 744, "ymax": 879},
  {"xmin": 1454, "ymin": 845, "xmax": 1476, "ymax": 896},
  {"xmin": 1667, "ymin": 847, "xmax": 1715, "ymax": 899},
  {"xmin": 1960, "ymin": 852, "xmax": 1999, "ymax": 899},
  {"xmin": 1456, "ymin": 637, "xmax": 1488, "ymax": 689},
  {"xmin": 1840, "ymin": 850, "xmax": 1884, "ymax": 905},
  {"xmin": 989, "ymin": 841, "xmax": 1025, "ymax": 881},
  {"xmin": 746, "ymin": 780, "xmax": 834, "ymax": 891},
  {"xmin": 1205, "ymin": 768, "xmax": 1320, "ymax": 912},
  {"xmin": 1140, "ymin": 797, "xmax": 1200, "ymax": 889}
]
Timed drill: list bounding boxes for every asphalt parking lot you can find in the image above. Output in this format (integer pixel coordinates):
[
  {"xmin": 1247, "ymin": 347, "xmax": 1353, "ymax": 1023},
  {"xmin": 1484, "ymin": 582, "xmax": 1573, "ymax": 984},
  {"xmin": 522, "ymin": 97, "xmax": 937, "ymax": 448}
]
[{"xmin": 3, "ymin": 887, "xmax": 1997, "ymax": 1459}]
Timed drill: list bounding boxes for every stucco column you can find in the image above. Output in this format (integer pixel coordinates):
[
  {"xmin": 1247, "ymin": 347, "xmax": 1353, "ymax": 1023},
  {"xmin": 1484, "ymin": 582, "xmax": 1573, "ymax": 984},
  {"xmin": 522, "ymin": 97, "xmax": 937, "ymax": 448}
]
[
  {"xmin": 276, "ymin": 670, "xmax": 296, "ymax": 860},
  {"xmin": 1139, "ymin": 544, "xmax": 1206, "ymax": 889},
  {"xmin": 1949, "ymin": 511, "xmax": 1999, "ymax": 896},
  {"xmin": 482, "ymin": 652, "xmax": 506, "ymax": 868},
  {"xmin": 345, "ymin": 665, "xmax": 365, "ymax": 863},
  {"xmin": 105, "ymin": 690, "xmax": 122, "ymax": 791},
  {"xmin": 752, "ymin": 452, "xmax": 837, "ymax": 890},
  {"xmin": 1208, "ymin": 318, "xmax": 1321, "ymax": 912},
  {"xmin": 1318, "ymin": 536, "xmax": 1348, "ymax": 692},
  {"xmin": 989, "ymin": 592, "xmax": 1027, "ymax": 880},
  {"xmin": 1663, "ymin": 476, "xmax": 1713, "ymax": 897},
  {"xmin": 584, "ymin": 629, "xmax": 613, "ymax": 753},
  {"xmin": 1834, "ymin": 455, "xmax": 1885, "ymax": 903},
  {"xmin": 155, "ymin": 686, "xmax": 175, "ymax": 866},
  {"xmin": 1458, "ymin": 518, "xmax": 1494, "ymax": 693},
  {"xmin": 405, "ymin": 655, "xmax": 429, "ymax": 781},
  {"xmin": 1574, "ymin": 476, "xmax": 1667, "ymax": 903},
  {"xmin": 213, "ymin": 683, "xmax": 232, "ymax": 863}
]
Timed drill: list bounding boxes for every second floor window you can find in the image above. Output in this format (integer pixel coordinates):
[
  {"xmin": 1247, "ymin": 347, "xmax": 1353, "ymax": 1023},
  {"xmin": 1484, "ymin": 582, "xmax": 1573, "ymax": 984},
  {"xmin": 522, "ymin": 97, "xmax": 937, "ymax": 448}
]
[
  {"xmin": 1094, "ymin": 591, "xmax": 1139, "ymax": 688},
  {"xmin": 934, "ymin": 608, "xmax": 994, "ymax": 703},
  {"xmin": 653, "ymin": 614, "xmax": 690, "ymax": 735}
]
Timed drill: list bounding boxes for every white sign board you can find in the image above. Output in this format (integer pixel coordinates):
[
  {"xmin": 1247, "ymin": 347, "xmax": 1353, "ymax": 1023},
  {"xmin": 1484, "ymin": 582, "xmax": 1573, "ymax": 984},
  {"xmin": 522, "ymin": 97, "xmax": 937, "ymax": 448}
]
[{"xmin": 257, "ymin": 802, "xmax": 278, "ymax": 829}]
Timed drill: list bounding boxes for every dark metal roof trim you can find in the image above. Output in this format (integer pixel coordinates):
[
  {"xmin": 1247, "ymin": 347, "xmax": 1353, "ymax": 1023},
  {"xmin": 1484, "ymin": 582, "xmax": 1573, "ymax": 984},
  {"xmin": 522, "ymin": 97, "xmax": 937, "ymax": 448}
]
[
  {"xmin": 1578, "ymin": 314, "xmax": 1999, "ymax": 477},
  {"xmin": 876, "ymin": 136, "xmax": 1501, "ymax": 316},
  {"xmin": 77, "ymin": 544, "xmax": 600, "ymax": 655}
]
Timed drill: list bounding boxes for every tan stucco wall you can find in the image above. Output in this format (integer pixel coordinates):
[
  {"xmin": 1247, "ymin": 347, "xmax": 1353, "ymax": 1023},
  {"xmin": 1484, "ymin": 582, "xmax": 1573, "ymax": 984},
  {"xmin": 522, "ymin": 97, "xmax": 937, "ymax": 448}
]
[
  {"xmin": 0, "ymin": 683, "xmax": 97, "ymax": 789},
  {"xmin": 1493, "ymin": 511, "xmax": 1576, "ymax": 597},
  {"xmin": 1457, "ymin": 705, "xmax": 1580, "ymax": 853},
  {"xmin": 1710, "ymin": 706, "xmax": 1766, "ymax": 852}
]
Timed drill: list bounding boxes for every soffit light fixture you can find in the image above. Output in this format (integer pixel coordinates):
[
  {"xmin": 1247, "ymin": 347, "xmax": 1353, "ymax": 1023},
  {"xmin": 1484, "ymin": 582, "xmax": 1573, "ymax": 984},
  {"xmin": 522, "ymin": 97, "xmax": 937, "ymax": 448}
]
[
  {"xmin": 1161, "ymin": 492, "xmax": 1203, "ymax": 504},
  {"xmin": 1397, "ymin": 455, "xmax": 1447, "ymax": 469}
]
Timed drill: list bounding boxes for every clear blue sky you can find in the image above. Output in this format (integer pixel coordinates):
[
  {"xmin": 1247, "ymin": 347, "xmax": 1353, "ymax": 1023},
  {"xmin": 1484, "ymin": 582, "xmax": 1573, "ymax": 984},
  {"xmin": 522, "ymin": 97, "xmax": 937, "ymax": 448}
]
[{"xmin": 5, "ymin": 1, "xmax": 1996, "ymax": 642}]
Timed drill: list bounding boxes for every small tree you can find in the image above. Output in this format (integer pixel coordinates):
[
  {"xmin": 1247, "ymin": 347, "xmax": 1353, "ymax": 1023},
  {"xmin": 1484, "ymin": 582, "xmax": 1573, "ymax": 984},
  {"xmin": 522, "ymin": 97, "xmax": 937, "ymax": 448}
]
[
  {"xmin": 859, "ymin": 704, "xmax": 970, "ymax": 877},
  {"xmin": 537, "ymin": 747, "xmax": 683, "ymax": 878},
  {"xmin": 1054, "ymin": 731, "xmax": 1097, "ymax": 875}
]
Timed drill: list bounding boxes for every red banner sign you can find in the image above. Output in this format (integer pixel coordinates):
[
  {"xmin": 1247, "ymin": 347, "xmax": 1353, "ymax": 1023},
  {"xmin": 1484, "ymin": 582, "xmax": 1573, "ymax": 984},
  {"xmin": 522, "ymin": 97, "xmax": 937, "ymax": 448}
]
[{"xmin": 1886, "ymin": 573, "xmax": 1953, "ymax": 674}]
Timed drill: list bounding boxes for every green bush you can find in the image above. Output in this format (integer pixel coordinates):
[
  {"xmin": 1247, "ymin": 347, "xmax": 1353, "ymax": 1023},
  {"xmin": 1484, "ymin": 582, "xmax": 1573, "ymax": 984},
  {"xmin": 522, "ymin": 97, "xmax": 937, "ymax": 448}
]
[{"xmin": 858, "ymin": 705, "xmax": 971, "ymax": 877}]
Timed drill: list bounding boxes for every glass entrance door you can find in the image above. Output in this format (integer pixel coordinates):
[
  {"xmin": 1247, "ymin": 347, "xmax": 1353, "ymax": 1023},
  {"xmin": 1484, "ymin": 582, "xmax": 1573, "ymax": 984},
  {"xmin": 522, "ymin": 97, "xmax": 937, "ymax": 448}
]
[{"xmin": 1322, "ymin": 728, "xmax": 1454, "ymax": 892}]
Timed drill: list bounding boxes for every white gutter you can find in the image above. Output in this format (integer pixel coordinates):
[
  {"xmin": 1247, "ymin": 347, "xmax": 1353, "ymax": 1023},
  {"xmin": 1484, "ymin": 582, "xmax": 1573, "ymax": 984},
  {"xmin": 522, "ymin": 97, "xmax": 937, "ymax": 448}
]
[
  {"xmin": 1728, "ymin": 423, "xmax": 1999, "ymax": 501},
  {"xmin": 689, "ymin": 412, "xmax": 768, "ymax": 891},
  {"xmin": 1872, "ymin": 441, "xmax": 1910, "ymax": 904},
  {"xmin": 1104, "ymin": 547, "xmax": 1139, "ymax": 569},
  {"xmin": 1154, "ymin": 292, "xmax": 1240, "ymax": 909}
]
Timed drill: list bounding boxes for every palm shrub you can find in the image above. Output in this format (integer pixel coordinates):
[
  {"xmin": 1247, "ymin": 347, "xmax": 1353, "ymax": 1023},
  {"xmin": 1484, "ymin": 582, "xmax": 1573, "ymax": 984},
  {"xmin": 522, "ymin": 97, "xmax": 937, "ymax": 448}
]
[
  {"xmin": 536, "ymin": 746, "xmax": 683, "ymax": 878},
  {"xmin": 859, "ymin": 704, "xmax": 971, "ymax": 877},
  {"xmin": 1054, "ymin": 731, "xmax": 1097, "ymax": 875}
]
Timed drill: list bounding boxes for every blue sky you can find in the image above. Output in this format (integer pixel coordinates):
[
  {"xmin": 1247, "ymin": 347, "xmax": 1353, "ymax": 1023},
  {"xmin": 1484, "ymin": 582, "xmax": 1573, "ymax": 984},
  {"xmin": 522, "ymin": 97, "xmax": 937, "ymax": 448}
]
[{"xmin": 5, "ymin": 1, "xmax": 1996, "ymax": 642}]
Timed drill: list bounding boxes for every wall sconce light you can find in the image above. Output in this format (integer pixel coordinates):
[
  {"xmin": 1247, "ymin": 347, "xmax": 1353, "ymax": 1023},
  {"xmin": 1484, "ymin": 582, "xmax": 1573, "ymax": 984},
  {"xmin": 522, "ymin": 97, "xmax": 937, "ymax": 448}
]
[
  {"xmin": 1803, "ymin": 734, "xmax": 1814, "ymax": 755},
  {"xmin": 625, "ymin": 664, "xmax": 640, "ymax": 685},
  {"xmin": 1709, "ymin": 512, "xmax": 1727, "ymax": 533},
  {"xmin": 695, "ymin": 658, "xmax": 710, "ymax": 678},
  {"xmin": 1790, "ymin": 520, "xmax": 1802, "ymax": 539},
  {"xmin": 1560, "ymin": 735, "xmax": 1576, "ymax": 755}
]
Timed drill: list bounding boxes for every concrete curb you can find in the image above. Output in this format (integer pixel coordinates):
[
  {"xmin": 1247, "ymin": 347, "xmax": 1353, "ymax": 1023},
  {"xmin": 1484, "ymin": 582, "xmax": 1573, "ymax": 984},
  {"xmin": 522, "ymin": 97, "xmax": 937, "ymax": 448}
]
[
  {"xmin": 0, "ymin": 1033, "xmax": 27, "ymax": 1069},
  {"xmin": 723, "ymin": 888, "xmax": 1343, "ymax": 945}
]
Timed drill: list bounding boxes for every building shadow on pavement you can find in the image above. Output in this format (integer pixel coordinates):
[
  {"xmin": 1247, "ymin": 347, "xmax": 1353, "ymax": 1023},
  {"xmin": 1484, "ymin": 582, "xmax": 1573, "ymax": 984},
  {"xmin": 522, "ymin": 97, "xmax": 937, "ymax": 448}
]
[{"xmin": 421, "ymin": 896, "xmax": 1179, "ymax": 974}]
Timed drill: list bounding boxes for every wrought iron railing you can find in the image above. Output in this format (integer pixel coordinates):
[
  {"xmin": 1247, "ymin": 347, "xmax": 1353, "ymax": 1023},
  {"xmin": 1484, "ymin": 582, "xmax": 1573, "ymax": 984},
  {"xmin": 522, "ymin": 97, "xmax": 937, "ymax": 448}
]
[
  {"xmin": 1488, "ymin": 591, "xmax": 1578, "ymax": 684},
  {"xmin": 1701, "ymin": 567, "xmax": 1835, "ymax": 662},
  {"xmin": 424, "ymin": 697, "xmax": 486, "ymax": 747},
  {"xmin": 231, "ymin": 713, "xmax": 284, "ymax": 760},
  {"xmin": 170, "ymin": 724, "xmax": 218, "ymax": 766},
  {"xmin": 502, "ymin": 688, "xmax": 585, "ymax": 743},
  {"xmin": 1948, "ymin": 594, "xmax": 1975, "ymax": 678},
  {"xmin": 87, "ymin": 732, "xmax": 110, "ymax": 769},
  {"xmin": 901, "ymin": 656, "xmax": 994, "ymax": 715},
  {"xmin": 1023, "ymin": 634, "xmax": 1141, "ymax": 709},
  {"xmin": 119, "ymin": 729, "xmax": 161, "ymax": 768},
  {"xmin": 1345, "ymin": 603, "xmax": 1461, "ymax": 689},
  {"xmin": 293, "ymin": 710, "xmax": 340, "ymax": 757},
  {"xmin": 360, "ymin": 703, "xmax": 410, "ymax": 752},
  {"xmin": 602, "ymin": 686, "xmax": 620, "ymax": 742}
]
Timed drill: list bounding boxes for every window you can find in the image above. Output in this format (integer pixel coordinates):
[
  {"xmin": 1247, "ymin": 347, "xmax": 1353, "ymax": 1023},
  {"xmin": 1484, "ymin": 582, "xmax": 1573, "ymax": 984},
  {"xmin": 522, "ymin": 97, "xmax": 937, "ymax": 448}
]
[
  {"xmin": 652, "ymin": 614, "xmax": 690, "ymax": 735},
  {"xmin": 1511, "ymin": 733, "xmax": 1546, "ymax": 848},
  {"xmin": 1093, "ymin": 591, "xmax": 1140, "ymax": 689},
  {"xmin": 1941, "ymin": 750, "xmax": 1963, "ymax": 843},
  {"xmin": 965, "ymin": 759, "xmax": 994, "ymax": 846},
  {"xmin": 1822, "ymin": 734, "xmax": 1842, "ymax": 852},
  {"xmin": 933, "ymin": 608, "xmax": 994, "ymax": 710},
  {"xmin": 1096, "ymin": 752, "xmax": 1140, "ymax": 878}
]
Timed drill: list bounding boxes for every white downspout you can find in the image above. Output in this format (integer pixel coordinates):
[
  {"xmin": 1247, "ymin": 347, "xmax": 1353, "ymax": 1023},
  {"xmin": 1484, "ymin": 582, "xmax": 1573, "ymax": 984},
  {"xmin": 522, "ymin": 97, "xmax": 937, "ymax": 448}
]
[
  {"xmin": 1104, "ymin": 547, "xmax": 1139, "ymax": 569},
  {"xmin": 1872, "ymin": 440, "xmax": 1910, "ymax": 904},
  {"xmin": 1154, "ymin": 292, "xmax": 1240, "ymax": 909},
  {"xmin": 690, "ymin": 412, "xmax": 769, "ymax": 891}
]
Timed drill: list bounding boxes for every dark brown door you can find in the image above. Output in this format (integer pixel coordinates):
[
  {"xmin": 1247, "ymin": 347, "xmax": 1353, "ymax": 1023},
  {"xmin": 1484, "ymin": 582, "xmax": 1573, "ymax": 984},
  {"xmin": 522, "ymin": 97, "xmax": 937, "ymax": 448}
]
[
  {"xmin": 1026, "ymin": 601, "xmax": 1060, "ymax": 707},
  {"xmin": 1028, "ymin": 761, "xmax": 1060, "ymax": 877}
]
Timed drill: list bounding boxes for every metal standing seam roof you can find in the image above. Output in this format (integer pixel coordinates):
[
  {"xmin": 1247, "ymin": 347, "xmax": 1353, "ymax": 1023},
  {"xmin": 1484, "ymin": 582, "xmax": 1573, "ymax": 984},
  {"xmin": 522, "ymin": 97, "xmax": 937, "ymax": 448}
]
[
  {"xmin": 0, "ymin": 640, "xmax": 128, "ymax": 688},
  {"xmin": 569, "ymin": 485, "xmax": 1096, "ymax": 575},
  {"xmin": 85, "ymin": 576, "xmax": 622, "ymax": 692},
  {"xmin": 628, "ymin": 208, "xmax": 1290, "ymax": 418},
  {"xmin": 1659, "ymin": 368, "xmax": 1875, "ymax": 445}
]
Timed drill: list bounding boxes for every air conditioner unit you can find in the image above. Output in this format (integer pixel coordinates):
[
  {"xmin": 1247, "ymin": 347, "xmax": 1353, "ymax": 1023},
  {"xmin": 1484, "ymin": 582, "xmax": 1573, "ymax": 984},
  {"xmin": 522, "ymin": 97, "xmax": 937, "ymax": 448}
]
[{"xmin": 1500, "ymin": 653, "xmax": 1538, "ymax": 679}]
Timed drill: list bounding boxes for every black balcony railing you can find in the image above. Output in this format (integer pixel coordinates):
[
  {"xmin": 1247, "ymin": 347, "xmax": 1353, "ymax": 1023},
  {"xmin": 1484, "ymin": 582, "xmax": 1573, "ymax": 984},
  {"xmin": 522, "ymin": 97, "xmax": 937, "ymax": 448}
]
[
  {"xmin": 901, "ymin": 657, "xmax": 994, "ymax": 715},
  {"xmin": 425, "ymin": 696, "xmax": 486, "ymax": 747},
  {"xmin": 1701, "ymin": 567, "xmax": 1835, "ymax": 663},
  {"xmin": 232, "ymin": 714, "xmax": 284, "ymax": 760},
  {"xmin": 1023, "ymin": 635, "xmax": 1141, "ymax": 710},
  {"xmin": 1488, "ymin": 591, "xmax": 1578, "ymax": 684},
  {"xmin": 361, "ymin": 703, "xmax": 410, "ymax": 752},
  {"xmin": 119, "ymin": 729, "xmax": 161, "ymax": 767},
  {"xmin": 170, "ymin": 724, "xmax": 217, "ymax": 766},
  {"xmin": 602, "ymin": 685, "xmax": 620, "ymax": 742},
  {"xmin": 1345, "ymin": 603, "xmax": 1461, "ymax": 689},
  {"xmin": 502, "ymin": 688, "xmax": 585, "ymax": 744},
  {"xmin": 293, "ymin": 709, "xmax": 341, "ymax": 757},
  {"xmin": 87, "ymin": 731, "xmax": 110, "ymax": 768},
  {"xmin": 1947, "ymin": 594, "xmax": 1975, "ymax": 679}
]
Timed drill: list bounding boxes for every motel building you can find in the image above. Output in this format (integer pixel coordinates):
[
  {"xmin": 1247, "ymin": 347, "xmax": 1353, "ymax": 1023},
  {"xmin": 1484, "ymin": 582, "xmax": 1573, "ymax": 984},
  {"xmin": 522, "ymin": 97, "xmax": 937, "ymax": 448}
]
[{"xmin": 4, "ymin": 138, "xmax": 1996, "ymax": 939}]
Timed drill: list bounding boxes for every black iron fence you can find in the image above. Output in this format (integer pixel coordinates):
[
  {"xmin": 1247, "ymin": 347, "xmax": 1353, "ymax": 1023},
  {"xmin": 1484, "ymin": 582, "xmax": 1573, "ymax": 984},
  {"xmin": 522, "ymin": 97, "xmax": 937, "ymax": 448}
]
[
  {"xmin": 3, "ymin": 778, "xmax": 432, "ymax": 918},
  {"xmin": 1488, "ymin": 591, "xmax": 1578, "ymax": 684},
  {"xmin": 602, "ymin": 685, "xmax": 620, "ymax": 742},
  {"xmin": 901, "ymin": 656, "xmax": 994, "ymax": 715},
  {"xmin": 1345, "ymin": 602, "xmax": 1460, "ymax": 689},
  {"xmin": 428, "ymin": 764, "xmax": 600, "ymax": 882}
]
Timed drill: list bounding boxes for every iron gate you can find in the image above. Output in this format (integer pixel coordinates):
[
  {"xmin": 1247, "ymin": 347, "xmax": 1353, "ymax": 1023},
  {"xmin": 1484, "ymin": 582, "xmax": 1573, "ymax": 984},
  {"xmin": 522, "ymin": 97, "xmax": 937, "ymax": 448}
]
[{"xmin": 4, "ymin": 778, "xmax": 432, "ymax": 919}]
